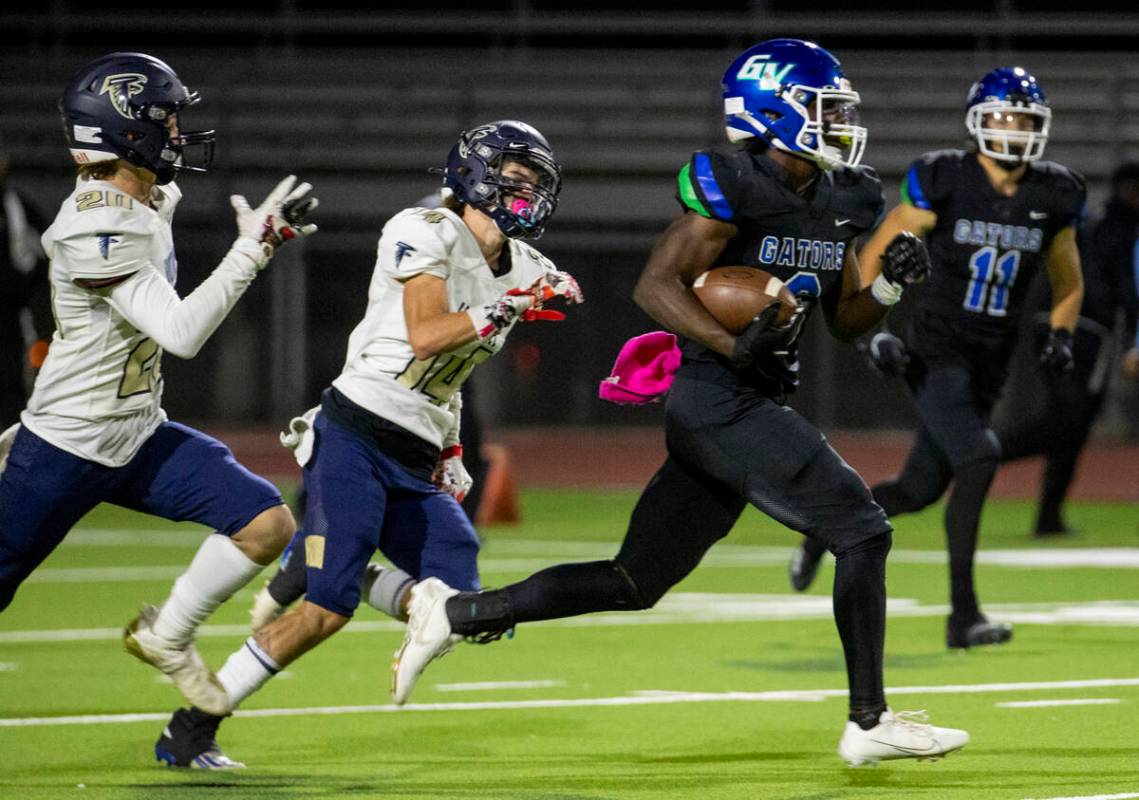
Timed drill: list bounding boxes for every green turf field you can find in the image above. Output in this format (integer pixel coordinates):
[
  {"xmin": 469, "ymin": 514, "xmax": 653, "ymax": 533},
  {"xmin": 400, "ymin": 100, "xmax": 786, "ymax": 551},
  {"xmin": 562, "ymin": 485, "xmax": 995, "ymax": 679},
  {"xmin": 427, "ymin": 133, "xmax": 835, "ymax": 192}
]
[{"xmin": 1, "ymin": 489, "xmax": 1136, "ymax": 799}]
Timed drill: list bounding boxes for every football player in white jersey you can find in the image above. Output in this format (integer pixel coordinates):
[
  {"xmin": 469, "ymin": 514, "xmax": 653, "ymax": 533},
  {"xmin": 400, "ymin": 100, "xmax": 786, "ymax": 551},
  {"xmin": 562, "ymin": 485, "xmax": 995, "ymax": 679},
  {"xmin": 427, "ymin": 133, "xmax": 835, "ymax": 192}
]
[
  {"xmin": 0, "ymin": 52, "xmax": 317, "ymax": 741},
  {"xmin": 152, "ymin": 121, "xmax": 582, "ymax": 768}
]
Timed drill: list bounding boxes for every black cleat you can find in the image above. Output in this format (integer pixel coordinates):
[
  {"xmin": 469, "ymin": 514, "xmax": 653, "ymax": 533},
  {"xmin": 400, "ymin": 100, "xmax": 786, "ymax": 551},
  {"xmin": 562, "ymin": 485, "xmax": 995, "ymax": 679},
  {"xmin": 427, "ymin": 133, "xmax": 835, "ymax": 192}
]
[
  {"xmin": 155, "ymin": 707, "xmax": 244, "ymax": 769},
  {"xmin": 789, "ymin": 542, "xmax": 824, "ymax": 592},
  {"xmin": 946, "ymin": 616, "xmax": 1013, "ymax": 650},
  {"xmin": 1033, "ymin": 520, "xmax": 1076, "ymax": 537}
]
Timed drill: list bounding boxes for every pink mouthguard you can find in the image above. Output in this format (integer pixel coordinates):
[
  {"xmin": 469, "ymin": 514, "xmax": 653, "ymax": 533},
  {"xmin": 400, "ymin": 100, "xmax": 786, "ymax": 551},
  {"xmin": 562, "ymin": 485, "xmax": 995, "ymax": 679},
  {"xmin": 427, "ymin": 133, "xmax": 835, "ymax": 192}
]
[{"xmin": 509, "ymin": 197, "xmax": 533, "ymax": 218}]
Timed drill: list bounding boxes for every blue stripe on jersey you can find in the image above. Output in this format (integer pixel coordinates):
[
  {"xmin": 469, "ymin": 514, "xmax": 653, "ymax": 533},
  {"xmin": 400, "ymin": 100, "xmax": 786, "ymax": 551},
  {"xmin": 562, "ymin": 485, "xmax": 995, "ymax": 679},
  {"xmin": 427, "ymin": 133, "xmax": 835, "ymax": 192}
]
[
  {"xmin": 904, "ymin": 164, "xmax": 932, "ymax": 210},
  {"xmin": 693, "ymin": 153, "xmax": 734, "ymax": 221}
]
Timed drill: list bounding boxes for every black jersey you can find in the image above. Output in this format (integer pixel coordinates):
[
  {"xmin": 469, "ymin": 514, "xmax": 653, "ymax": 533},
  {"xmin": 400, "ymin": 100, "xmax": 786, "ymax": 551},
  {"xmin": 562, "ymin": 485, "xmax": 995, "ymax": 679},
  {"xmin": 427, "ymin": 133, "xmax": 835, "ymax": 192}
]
[
  {"xmin": 675, "ymin": 145, "xmax": 883, "ymax": 397},
  {"xmin": 903, "ymin": 150, "xmax": 1085, "ymax": 351}
]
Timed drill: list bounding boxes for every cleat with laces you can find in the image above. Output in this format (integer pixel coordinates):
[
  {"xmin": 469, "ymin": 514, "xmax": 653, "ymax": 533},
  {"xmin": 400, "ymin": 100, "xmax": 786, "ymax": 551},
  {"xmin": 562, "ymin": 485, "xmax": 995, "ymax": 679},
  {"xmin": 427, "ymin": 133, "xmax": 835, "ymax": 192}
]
[
  {"xmin": 788, "ymin": 541, "xmax": 825, "ymax": 592},
  {"xmin": 124, "ymin": 604, "xmax": 233, "ymax": 717},
  {"xmin": 838, "ymin": 709, "xmax": 969, "ymax": 766},
  {"xmin": 155, "ymin": 707, "xmax": 243, "ymax": 769},
  {"xmin": 391, "ymin": 578, "xmax": 462, "ymax": 705}
]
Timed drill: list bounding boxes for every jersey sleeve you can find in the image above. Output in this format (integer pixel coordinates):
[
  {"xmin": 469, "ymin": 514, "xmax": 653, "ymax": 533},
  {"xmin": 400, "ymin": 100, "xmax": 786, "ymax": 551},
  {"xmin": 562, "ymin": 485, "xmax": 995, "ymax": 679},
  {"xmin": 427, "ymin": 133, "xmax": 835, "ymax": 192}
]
[
  {"xmin": 676, "ymin": 150, "xmax": 743, "ymax": 223},
  {"xmin": 1051, "ymin": 166, "xmax": 1087, "ymax": 229},
  {"xmin": 378, "ymin": 210, "xmax": 457, "ymax": 282},
  {"xmin": 900, "ymin": 151, "xmax": 956, "ymax": 212},
  {"xmin": 53, "ymin": 205, "xmax": 154, "ymax": 281}
]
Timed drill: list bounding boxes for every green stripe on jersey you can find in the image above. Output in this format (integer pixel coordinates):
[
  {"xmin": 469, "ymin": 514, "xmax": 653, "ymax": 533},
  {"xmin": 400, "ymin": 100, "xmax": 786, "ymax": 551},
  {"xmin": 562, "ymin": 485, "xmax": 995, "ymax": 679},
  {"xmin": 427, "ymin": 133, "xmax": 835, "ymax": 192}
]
[
  {"xmin": 899, "ymin": 178, "xmax": 913, "ymax": 206},
  {"xmin": 678, "ymin": 163, "xmax": 713, "ymax": 218}
]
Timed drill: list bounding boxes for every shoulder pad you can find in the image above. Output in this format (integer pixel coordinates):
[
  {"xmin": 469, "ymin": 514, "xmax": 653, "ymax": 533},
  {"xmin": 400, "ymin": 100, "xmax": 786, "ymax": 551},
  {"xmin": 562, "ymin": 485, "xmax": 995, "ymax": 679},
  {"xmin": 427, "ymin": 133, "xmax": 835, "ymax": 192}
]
[
  {"xmin": 1032, "ymin": 160, "xmax": 1087, "ymax": 195},
  {"xmin": 378, "ymin": 207, "xmax": 460, "ymax": 280},
  {"xmin": 676, "ymin": 147, "xmax": 741, "ymax": 223}
]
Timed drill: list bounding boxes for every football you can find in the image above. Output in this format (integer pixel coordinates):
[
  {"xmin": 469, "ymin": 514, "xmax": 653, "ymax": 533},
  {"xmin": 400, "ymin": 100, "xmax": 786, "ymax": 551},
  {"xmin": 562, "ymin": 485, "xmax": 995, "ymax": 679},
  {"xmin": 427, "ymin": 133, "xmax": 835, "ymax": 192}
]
[{"xmin": 692, "ymin": 266, "xmax": 798, "ymax": 334}]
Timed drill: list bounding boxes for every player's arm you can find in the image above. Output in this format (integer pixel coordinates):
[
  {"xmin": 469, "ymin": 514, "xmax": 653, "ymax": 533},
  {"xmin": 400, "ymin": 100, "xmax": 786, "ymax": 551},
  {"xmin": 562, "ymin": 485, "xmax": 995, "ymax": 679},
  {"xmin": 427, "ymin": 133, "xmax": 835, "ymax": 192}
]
[
  {"xmin": 403, "ymin": 273, "xmax": 481, "ymax": 360},
  {"xmin": 858, "ymin": 202, "xmax": 938, "ymax": 284},
  {"xmin": 1044, "ymin": 225, "xmax": 1083, "ymax": 333},
  {"xmin": 632, "ymin": 213, "xmax": 737, "ymax": 357}
]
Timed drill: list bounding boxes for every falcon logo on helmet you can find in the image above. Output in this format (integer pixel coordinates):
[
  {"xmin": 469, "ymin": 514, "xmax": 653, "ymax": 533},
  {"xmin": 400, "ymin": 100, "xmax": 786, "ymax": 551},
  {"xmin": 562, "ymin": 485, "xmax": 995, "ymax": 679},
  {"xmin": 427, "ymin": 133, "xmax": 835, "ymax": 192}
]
[{"xmin": 99, "ymin": 73, "xmax": 148, "ymax": 120}]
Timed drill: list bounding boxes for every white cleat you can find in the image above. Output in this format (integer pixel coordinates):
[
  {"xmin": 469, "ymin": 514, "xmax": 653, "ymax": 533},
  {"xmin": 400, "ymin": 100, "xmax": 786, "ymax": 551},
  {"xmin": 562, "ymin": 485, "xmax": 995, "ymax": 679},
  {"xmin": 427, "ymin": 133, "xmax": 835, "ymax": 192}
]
[
  {"xmin": 124, "ymin": 604, "xmax": 233, "ymax": 717},
  {"xmin": 249, "ymin": 582, "xmax": 288, "ymax": 632},
  {"xmin": 838, "ymin": 709, "xmax": 969, "ymax": 766},
  {"xmin": 391, "ymin": 578, "xmax": 461, "ymax": 705}
]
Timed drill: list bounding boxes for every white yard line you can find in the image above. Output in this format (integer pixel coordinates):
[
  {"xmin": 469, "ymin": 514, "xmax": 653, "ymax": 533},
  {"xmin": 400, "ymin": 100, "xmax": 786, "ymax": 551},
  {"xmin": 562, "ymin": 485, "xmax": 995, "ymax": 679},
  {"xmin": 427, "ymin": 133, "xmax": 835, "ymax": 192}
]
[
  {"xmin": 997, "ymin": 698, "xmax": 1121, "ymax": 708},
  {"xmin": 6, "ymin": 595, "xmax": 1139, "ymax": 644},
  {"xmin": 1, "ymin": 676, "xmax": 1137, "ymax": 728},
  {"xmin": 1024, "ymin": 794, "xmax": 1139, "ymax": 800},
  {"xmin": 434, "ymin": 680, "xmax": 566, "ymax": 692}
]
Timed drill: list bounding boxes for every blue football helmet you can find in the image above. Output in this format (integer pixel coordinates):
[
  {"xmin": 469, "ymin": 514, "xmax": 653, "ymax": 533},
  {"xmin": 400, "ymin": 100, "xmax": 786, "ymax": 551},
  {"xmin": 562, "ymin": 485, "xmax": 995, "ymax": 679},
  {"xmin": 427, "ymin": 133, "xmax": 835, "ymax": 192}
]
[
  {"xmin": 966, "ymin": 67, "xmax": 1051, "ymax": 164},
  {"xmin": 442, "ymin": 121, "xmax": 562, "ymax": 239},
  {"xmin": 59, "ymin": 52, "xmax": 214, "ymax": 185},
  {"xmin": 721, "ymin": 39, "xmax": 866, "ymax": 171}
]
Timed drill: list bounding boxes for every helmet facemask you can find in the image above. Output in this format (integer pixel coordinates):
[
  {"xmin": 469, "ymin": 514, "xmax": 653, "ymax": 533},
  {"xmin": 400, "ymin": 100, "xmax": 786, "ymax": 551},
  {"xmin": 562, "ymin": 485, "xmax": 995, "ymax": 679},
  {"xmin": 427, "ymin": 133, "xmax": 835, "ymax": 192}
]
[
  {"xmin": 967, "ymin": 98, "xmax": 1050, "ymax": 164},
  {"xmin": 781, "ymin": 82, "xmax": 867, "ymax": 170},
  {"xmin": 472, "ymin": 148, "xmax": 561, "ymax": 239}
]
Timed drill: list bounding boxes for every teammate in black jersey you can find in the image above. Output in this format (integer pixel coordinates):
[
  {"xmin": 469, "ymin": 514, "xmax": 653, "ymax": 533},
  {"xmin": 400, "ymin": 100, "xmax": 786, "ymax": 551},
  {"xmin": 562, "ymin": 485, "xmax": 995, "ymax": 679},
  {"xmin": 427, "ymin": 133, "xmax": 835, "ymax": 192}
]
[
  {"xmin": 789, "ymin": 67, "xmax": 1085, "ymax": 650},
  {"xmin": 391, "ymin": 39, "xmax": 970, "ymax": 766}
]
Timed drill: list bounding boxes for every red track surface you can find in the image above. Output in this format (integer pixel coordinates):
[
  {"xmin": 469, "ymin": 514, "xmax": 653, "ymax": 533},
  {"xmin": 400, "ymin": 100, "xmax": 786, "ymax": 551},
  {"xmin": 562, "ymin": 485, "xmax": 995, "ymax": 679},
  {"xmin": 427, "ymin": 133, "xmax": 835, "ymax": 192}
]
[{"xmin": 216, "ymin": 426, "xmax": 1136, "ymax": 503}]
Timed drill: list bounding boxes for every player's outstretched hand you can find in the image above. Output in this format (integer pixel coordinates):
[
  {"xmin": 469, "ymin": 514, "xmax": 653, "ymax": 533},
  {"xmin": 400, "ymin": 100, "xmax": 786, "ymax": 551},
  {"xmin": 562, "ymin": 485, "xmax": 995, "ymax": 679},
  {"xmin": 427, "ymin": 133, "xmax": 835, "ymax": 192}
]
[
  {"xmin": 730, "ymin": 300, "xmax": 802, "ymax": 369},
  {"xmin": 537, "ymin": 269, "xmax": 585, "ymax": 306},
  {"xmin": 862, "ymin": 331, "xmax": 910, "ymax": 378},
  {"xmin": 1040, "ymin": 328, "xmax": 1074, "ymax": 377},
  {"xmin": 432, "ymin": 445, "xmax": 473, "ymax": 503},
  {"xmin": 881, "ymin": 231, "xmax": 931, "ymax": 286},
  {"xmin": 231, "ymin": 175, "xmax": 319, "ymax": 264}
]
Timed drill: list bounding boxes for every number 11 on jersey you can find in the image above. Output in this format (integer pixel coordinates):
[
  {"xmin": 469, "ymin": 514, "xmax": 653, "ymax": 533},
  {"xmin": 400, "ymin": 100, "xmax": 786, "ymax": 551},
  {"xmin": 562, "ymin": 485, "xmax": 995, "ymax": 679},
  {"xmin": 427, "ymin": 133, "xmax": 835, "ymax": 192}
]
[{"xmin": 964, "ymin": 246, "xmax": 1020, "ymax": 317}]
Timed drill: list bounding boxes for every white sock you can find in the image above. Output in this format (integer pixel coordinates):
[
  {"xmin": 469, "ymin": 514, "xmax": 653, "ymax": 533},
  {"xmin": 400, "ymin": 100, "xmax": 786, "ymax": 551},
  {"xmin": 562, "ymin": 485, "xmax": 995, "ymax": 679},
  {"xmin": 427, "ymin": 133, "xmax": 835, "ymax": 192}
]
[
  {"xmin": 151, "ymin": 533, "xmax": 263, "ymax": 645},
  {"xmin": 217, "ymin": 637, "xmax": 279, "ymax": 707},
  {"xmin": 362, "ymin": 564, "xmax": 415, "ymax": 621}
]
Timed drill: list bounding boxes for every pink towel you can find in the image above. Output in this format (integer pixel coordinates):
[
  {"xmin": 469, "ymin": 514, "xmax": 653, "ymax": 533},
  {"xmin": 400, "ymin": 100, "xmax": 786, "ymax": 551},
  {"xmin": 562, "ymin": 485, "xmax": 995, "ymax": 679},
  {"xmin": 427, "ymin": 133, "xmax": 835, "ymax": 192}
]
[{"xmin": 598, "ymin": 331, "xmax": 682, "ymax": 405}]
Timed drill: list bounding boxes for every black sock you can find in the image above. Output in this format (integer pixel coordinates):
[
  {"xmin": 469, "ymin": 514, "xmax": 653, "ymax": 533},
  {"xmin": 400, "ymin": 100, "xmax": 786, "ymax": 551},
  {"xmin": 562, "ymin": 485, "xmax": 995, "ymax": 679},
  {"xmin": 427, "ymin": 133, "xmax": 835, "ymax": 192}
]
[
  {"xmin": 945, "ymin": 459, "xmax": 997, "ymax": 623},
  {"xmin": 267, "ymin": 545, "xmax": 308, "ymax": 606},
  {"xmin": 833, "ymin": 532, "xmax": 891, "ymax": 720},
  {"xmin": 446, "ymin": 560, "xmax": 640, "ymax": 636}
]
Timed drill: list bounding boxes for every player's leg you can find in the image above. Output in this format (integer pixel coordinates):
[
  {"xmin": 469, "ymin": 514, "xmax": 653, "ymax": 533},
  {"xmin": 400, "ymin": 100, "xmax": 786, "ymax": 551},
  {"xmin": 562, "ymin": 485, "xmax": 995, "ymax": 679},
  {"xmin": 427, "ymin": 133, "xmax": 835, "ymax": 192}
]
[
  {"xmin": 116, "ymin": 422, "xmax": 292, "ymax": 715},
  {"xmin": 756, "ymin": 434, "xmax": 968, "ymax": 764},
  {"xmin": 155, "ymin": 416, "xmax": 388, "ymax": 767},
  {"xmin": 911, "ymin": 365, "xmax": 1010, "ymax": 648},
  {"xmin": 249, "ymin": 528, "xmax": 309, "ymax": 631},
  {"xmin": 392, "ymin": 454, "xmax": 745, "ymax": 703},
  {"xmin": 790, "ymin": 424, "xmax": 951, "ymax": 592},
  {"xmin": 0, "ymin": 426, "xmax": 110, "ymax": 611}
]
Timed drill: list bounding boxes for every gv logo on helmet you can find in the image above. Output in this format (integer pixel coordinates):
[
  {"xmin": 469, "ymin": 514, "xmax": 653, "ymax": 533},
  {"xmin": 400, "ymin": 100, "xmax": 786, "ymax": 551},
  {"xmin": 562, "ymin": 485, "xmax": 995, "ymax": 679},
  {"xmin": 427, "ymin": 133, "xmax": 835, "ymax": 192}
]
[
  {"xmin": 99, "ymin": 73, "xmax": 148, "ymax": 120},
  {"xmin": 735, "ymin": 56, "xmax": 795, "ymax": 91}
]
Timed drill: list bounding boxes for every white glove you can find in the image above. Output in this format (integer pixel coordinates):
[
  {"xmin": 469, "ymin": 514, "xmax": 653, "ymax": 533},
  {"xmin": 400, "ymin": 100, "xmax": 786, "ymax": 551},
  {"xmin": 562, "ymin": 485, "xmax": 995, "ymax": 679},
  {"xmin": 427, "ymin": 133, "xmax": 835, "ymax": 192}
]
[
  {"xmin": 432, "ymin": 445, "xmax": 473, "ymax": 503},
  {"xmin": 231, "ymin": 175, "xmax": 319, "ymax": 269},
  {"xmin": 279, "ymin": 406, "xmax": 320, "ymax": 468},
  {"xmin": 538, "ymin": 269, "xmax": 584, "ymax": 305}
]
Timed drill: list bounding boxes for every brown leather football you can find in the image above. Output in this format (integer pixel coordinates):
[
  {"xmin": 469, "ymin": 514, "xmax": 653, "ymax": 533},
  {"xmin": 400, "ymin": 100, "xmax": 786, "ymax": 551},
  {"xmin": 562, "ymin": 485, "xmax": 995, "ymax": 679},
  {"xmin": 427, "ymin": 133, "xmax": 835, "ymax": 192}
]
[{"xmin": 692, "ymin": 266, "xmax": 798, "ymax": 334}]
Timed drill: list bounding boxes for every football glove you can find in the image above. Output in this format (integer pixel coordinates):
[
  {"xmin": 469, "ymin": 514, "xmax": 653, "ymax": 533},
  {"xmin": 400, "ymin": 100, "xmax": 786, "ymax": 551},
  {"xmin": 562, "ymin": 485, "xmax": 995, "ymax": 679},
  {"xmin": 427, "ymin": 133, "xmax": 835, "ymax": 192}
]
[
  {"xmin": 730, "ymin": 301, "xmax": 802, "ymax": 369},
  {"xmin": 863, "ymin": 331, "xmax": 910, "ymax": 378},
  {"xmin": 1040, "ymin": 328, "xmax": 1074, "ymax": 377},
  {"xmin": 468, "ymin": 271, "xmax": 582, "ymax": 340},
  {"xmin": 433, "ymin": 445, "xmax": 473, "ymax": 503},
  {"xmin": 231, "ymin": 175, "xmax": 319, "ymax": 268},
  {"xmin": 872, "ymin": 232, "xmax": 930, "ymax": 306}
]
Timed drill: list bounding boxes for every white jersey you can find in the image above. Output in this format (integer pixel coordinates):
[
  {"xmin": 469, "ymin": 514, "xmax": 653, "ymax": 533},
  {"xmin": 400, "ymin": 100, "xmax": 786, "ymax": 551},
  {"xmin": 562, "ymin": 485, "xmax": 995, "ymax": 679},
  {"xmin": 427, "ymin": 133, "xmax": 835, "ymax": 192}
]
[
  {"xmin": 333, "ymin": 207, "xmax": 559, "ymax": 449},
  {"xmin": 22, "ymin": 179, "xmax": 180, "ymax": 466}
]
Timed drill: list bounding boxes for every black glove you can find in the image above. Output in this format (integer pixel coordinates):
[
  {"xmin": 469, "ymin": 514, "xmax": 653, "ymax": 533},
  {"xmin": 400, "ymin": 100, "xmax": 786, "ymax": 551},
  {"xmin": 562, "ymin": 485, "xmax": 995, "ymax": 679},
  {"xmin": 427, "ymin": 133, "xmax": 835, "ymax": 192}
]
[
  {"xmin": 862, "ymin": 331, "xmax": 910, "ymax": 378},
  {"xmin": 1040, "ymin": 328, "xmax": 1074, "ymax": 376},
  {"xmin": 730, "ymin": 301, "xmax": 799, "ymax": 369},
  {"xmin": 881, "ymin": 231, "xmax": 931, "ymax": 286}
]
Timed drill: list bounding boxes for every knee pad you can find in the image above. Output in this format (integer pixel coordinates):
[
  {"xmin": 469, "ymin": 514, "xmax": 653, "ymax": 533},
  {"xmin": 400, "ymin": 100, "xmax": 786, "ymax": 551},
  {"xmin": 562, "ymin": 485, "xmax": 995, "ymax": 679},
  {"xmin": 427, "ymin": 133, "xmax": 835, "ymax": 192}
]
[{"xmin": 834, "ymin": 530, "xmax": 893, "ymax": 562}]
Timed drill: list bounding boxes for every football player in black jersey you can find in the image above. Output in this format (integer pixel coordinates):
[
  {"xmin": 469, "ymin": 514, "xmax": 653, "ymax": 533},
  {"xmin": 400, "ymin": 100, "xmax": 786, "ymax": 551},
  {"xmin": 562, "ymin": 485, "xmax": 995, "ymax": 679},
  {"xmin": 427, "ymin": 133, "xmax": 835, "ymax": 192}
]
[
  {"xmin": 789, "ymin": 67, "xmax": 1085, "ymax": 651},
  {"xmin": 392, "ymin": 39, "xmax": 969, "ymax": 766}
]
